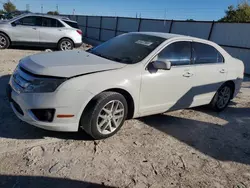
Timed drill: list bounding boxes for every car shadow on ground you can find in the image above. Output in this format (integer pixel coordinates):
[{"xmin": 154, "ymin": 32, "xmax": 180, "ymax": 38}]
[
  {"xmin": 0, "ymin": 74, "xmax": 93, "ymax": 141},
  {"xmin": 0, "ymin": 175, "xmax": 114, "ymax": 188},
  {"xmin": 140, "ymin": 105, "xmax": 250, "ymax": 165},
  {"xmin": 140, "ymin": 78, "xmax": 250, "ymax": 165}
]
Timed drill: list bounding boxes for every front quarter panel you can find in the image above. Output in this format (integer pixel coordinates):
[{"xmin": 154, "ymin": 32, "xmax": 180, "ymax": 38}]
[
  {"xmin": 0, "ymin": 24, "xmax": 13, "ymax": 40},
  {"xmin": 58, "ymin": 64, "xmax": 142, "ymax": 119}
]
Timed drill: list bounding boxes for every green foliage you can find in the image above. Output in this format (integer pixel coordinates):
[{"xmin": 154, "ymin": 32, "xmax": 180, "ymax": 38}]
[
  {"xmin": 220, "ymin": 2, "xmax": 250, "ymax": 22},
  {"xmin": 47, "ymin": 11, "xmax": 59, "ymax": 15},
  {"xmin": 3, "ymin": 2, "xmax": 16, "ymax": 13},
  {"xmin": 0, "ymin": 9, "xmax": 6, "ymax": 14}
]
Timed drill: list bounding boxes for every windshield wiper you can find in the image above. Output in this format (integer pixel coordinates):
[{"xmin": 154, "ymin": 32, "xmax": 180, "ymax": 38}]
[
  {"xmin": 90, "ymin": 52, "xmax": 133, "ymax": 64},
  {"xmin": 91, "ymin": 52, "xmax": 119, "ymax": 61}
]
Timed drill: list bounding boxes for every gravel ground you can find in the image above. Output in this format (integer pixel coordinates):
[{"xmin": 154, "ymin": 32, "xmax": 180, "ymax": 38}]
[{"xmin": 0, "ymin": 48, "xmax": 250, "ymax": 188}]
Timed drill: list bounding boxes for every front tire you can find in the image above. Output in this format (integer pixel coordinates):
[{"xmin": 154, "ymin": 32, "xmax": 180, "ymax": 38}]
[
  {"xmin": 80, "ymin": 92, "xmax": 128, "ymax": 139},
  {"xmin": 58, "ymin": 38, "xmax": 74, "ymax": 51},
  {"xmin": 210, "ymin": 83, "xmax": 233, "ymax": 112},
  {"xmin": 0, "ymin": 33, "xmax": 10, "ymax": 49}
]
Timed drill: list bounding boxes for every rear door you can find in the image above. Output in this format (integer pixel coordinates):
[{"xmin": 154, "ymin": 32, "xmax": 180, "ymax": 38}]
[
  {"xmin": 10, "ymin": 16, "xmax": 40, "ymax": 42},
  {"xmin": 38, "ymin": 17, "xmax": 65, "ymax": 44},
  {"xmin": 191, "ymin": 42, "xmax": 228, "ymax": 107}
]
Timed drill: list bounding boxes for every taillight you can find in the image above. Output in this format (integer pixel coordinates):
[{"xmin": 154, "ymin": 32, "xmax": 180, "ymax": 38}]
[{"xmin": 77, "ymin": 30, "xmax": 82, "ymax": 35}]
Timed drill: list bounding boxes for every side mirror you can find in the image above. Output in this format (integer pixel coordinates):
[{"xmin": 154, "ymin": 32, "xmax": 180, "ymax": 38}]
[
  {"xmin": 152, "ymin": 60, "xmax": 171, "ymax": 70},
  {"xmin": 11, "ymin": 22, "xmax": 17, "ymax": 27}
]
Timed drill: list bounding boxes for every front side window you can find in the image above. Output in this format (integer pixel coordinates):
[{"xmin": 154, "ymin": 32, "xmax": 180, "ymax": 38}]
[
  {"xmin": 157, "ymin": 41, "xmax": 191, "ymax": 66},
  {"xmin": 192, "ymin": 42, "xmax": 224, "ymax": 64},
  {"xmin": 16, "ymin": 16, "xmax": 38, "ymax": 26},
  {"xmin": 89, "ymin": 34, "xmax": 166, "ymax": 64}
]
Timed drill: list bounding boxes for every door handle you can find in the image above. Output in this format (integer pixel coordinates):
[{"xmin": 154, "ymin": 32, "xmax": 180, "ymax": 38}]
[
  {"xmin": 32, "ymin": 28, "xmax": 37, "ymax": 30},
  {"xmin": 220, "ymin": 69, "xmax": 226, "ymax": 73},
  {"xmin": 183, "ymin": 71, "xmax": 193, "ymax": 77}
]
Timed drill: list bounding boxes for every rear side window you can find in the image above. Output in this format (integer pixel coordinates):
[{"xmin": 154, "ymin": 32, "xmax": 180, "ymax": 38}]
[
  {"xmin": 157, "ymin": 41, "xmax": 191, "ymax": 66},
  {"xmin": 192, "ymin": 42, "xmax": 224, "ymax": 64},
  {"xmin": 63, "ymin": 20, "xmax": 79, "ymax": 29},
  {"xmin": 41, "ymin": 17, "xmax": 64, "ymax": 27}
]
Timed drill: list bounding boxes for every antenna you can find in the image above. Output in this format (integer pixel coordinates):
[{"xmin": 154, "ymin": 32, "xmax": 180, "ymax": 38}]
[
  {"xmin": 41, "ymin": 4, "xmax": 43, "ymax": 14},
  {"xmin": 26, "ymin": 4, "xmax": 30, "ymax": 11},
  {"xmin": 164, "ymin": 8, "xmax": 167, "ymax": 26}
]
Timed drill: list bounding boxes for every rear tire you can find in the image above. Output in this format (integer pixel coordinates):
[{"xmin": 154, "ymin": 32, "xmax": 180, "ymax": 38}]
[
  {"xmin": 80, "ymin": 92, "xmax": 128, "ymax": 139},
  {"xmin": 58, "ymin": 38, "xmax": 74, "ymax": 51},
  {"xmin": 0, "ymin": 33, "xmax": 10, "ymax": 49},
  {"xmin": 210, "ymin": 83, "xmax": 233, "ymax": 112}
]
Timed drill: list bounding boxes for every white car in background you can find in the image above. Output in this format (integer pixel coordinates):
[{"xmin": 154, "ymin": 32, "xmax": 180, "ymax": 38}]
[
  {"xmin": 7, "ymin": 32, "xmax": 244, "ymax": 139},
  {"xmin": 0, "ymin": 13, "xmax": 82, "ymax": 50}
]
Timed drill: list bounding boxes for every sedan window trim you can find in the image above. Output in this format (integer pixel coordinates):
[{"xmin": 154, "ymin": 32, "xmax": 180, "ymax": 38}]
[
  {"xmin": 144, "ymin": 39, "xmax": 193, "ymax": 70},
  {"xmin": 191, "ymin": 41, "xmax": 225, "ymax": 65}
]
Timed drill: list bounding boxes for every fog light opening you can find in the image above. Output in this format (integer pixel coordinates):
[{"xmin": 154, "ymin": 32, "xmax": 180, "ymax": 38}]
[{"xmin": 31, "ymin": 109, "xmax": 55, "ymax": 122}]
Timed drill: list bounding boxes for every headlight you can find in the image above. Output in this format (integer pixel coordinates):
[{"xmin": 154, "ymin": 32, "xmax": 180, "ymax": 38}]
[
  {"xmin": 24, "ymin": 78, "xmax": 66, "ymax": 93},
  {"xmin": 11, "ymin": 65, "xmax": 67, "ymax": 93}
]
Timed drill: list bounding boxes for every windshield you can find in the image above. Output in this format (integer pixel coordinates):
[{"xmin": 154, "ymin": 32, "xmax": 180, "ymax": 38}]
[{"xmin": 88, "ymin": 33, "xmax": 165, "ymax": 64}]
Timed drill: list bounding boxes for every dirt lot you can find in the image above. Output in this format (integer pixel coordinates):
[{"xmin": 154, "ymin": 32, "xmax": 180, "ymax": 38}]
[{"xmin": 0, "ymin": 48, "xmax": 250, "ymax": 188}]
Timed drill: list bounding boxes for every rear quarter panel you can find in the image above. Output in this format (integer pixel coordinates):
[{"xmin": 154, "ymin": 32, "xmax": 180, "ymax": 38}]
[
  {"xmin": 61, "ymin": 28, "xmax": 82, "ymax": 44},
  {"xmin": 226, "ymin": 57, "xmax": 244, "ymax": 97}
]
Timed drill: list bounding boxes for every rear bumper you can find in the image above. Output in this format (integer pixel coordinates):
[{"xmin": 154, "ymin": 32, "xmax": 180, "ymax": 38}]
[
  {"xmin": 75, "ymin": 42, "xmax": 82, "ymax": 48},
  {"xmin": 233, "ymin": 77, "xmax": 243, "ymax": 98}
]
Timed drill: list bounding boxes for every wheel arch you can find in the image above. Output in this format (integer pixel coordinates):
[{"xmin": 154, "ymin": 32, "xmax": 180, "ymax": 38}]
[
  {"xmin": 224, "ymin": 80, "xmax": 235, "ymax": 99},
  {"xmin": 82, "ymin": 88, "xmax": 135, "ymax": 121},
  {"xmin": 104, "ymin": 88, "xmax": 135, "ymax": 119},
  {"xmin": 58, "ymin": 37, "xmax": 75, "ymax": 47},
  {"xmin": 0, "ymin": 31, "xmax": 11, "ymax": 44}
]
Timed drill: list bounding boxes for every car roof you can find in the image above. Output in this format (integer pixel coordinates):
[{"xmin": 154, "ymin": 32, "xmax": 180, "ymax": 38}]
[
  {"xmin": 19, "ymin": 13, "xmax": 76, "ymax": 22},
  {"xmin": 130, "ymin": 31, "xmax": 215, "ymax": 44},
  {"xmin": 132, "ymin": 32, "xmax": 185, "ymax": 39}
]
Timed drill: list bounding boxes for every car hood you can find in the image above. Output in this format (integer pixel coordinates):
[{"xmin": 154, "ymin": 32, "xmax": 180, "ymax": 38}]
[{"xmin": 20, "ymin": 50, "xmax": 127, "ymax": 78}]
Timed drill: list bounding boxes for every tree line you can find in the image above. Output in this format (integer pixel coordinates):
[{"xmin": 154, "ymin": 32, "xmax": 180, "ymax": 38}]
[{"xmin": 0, "ymin": 1, "xmax": 59, "ymax": 15}]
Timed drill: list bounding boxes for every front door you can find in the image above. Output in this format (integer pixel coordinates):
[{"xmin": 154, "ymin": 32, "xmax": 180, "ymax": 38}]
[
  {"xmin": 139, "ymin": 41, "xmax": 196, "ymax": 116},
  {"xmin": 10, "ymin": 16, "xmax": 40, "ymax": 43}
]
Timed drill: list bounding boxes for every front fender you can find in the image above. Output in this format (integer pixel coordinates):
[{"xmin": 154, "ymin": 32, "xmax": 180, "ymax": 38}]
[{"xmin": 59, "ymin": 66, "xmax": 142, "ymax": 119}]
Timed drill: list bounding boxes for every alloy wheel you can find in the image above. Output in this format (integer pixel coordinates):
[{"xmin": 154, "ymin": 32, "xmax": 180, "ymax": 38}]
[
  {"xmin": 97, "ymin": 100, "xmax": 125, "ymax": 135},
  {"xmin": 0, "ymin": 36, "xmax": 7, "ymax": 49},
  {"xmin": 60, "ymin": 41, "xmax": 72, "ymax": 51},
  {"xmin": 217, "ymin": 86, "xmax": 231, "ymax": 109}
]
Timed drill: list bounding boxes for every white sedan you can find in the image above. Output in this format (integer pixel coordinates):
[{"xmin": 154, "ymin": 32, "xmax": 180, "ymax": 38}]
[{"xmin": 7, "ymin": 32, "xmax": 244, "ymax": 139}]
